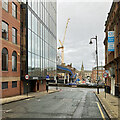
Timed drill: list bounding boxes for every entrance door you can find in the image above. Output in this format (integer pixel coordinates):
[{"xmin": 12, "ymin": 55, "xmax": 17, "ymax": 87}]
[
  {"xmin": 37, "ymin": 80, "xmax": 39, "ymax": 91},
  {"xmin": 111, "ymin": 78, "xmax": 115, "ymax": 95}
]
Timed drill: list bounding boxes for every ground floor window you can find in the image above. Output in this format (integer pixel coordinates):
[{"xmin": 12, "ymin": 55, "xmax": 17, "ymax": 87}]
[
  {"xmin": 2, "ymin": 82, "xmax": 8, "ymax": 89},
  {"xmin": 41, "ymin": 80, "xmax": 43, "ymax": 84},
  {"xmin": 12, "ymin": 81, "xmax": 17, "ymax": 88}
]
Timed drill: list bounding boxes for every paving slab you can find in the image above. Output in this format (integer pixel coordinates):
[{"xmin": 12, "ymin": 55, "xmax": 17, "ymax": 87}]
[{"xmin": 95, "ymin": 91, "xmax": 118, "ymax": 119}]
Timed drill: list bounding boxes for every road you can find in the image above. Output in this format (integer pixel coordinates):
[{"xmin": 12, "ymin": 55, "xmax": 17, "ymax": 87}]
[{"xmin": 2, "ymin": 87, "xmax": 109, "ymax": 119}]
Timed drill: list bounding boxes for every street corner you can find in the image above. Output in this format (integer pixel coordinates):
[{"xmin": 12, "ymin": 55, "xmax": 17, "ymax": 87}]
[
  {"xmin": 48, "ymin": 89, "xmax": 61, "ymax": 94},
  {"xmin": 1, "ymin": 95, "xmax": 35, "ymax": 105}
]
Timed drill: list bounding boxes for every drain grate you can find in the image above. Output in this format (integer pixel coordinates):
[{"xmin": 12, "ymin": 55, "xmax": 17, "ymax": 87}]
[
  {"xmin": 114, "ymin": 105, "xmax": 118, "ymax": 106},
  {"xmin": 110, "ymin": 102, "xmax": 115, "ymax": 103}
]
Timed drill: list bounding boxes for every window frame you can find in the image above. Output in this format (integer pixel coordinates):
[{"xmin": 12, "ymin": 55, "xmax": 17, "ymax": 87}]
[
  {"xmin": 2, "ymin": 21, "xmax": 8, "ymax": 40},
  {"xmin": 12, "ymin": 51, "xmax": 17, "ymax": 72},
  {"xmin": 12, "ymin": 2, "xmax": 17, "ymax": 18},
  {"xmin": 41, "ymin": 80, "xmax": 43, "ymax": 84},
  {"xmin": 12, "ymin": 27, "xmax": 17, "ymax": 44},
  {"xmin": 2, "ymin": 48, "xmax": 8, "ymax": 71},
  {"xmin": 2, "ymin": 82, "xmax": 8, "ymax": 89},
  {"xmin": 12, "ymin": 81, "xmax": 17, "ymax": 88},
  {"xmin": 2, "ymin": 0, "xmax": 8, "ymax": 12}
]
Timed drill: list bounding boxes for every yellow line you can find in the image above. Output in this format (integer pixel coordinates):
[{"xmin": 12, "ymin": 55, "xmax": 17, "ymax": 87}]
[{"xmin": 97, "ymin": 102, "xmax": 106, "ymax": 120}]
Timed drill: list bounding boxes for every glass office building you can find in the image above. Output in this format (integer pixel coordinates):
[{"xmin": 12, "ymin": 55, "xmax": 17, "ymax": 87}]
[
  {"xmin": 20, "ymin": 0, "xmax": 57, "ymax": 93},
  {"xmin": 27, "ymin": 1, "xmax": 57, "ymax": 77}
]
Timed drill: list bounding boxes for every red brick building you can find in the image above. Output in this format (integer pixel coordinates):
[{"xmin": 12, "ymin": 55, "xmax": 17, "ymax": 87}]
[
  {"xmin": 0, "ymin": 1, "xmax": 57, "ymax": 97},
  {"xmin": 104, "ymin": 2, "xmax": 120, "ymax": 96},
  {"xmin": 91, "ymin": 66, "xmax": 105, "ymax": 83},
  {"xmin": 0, "ymin": 0, "xmax": 21, "ymax": 97}
]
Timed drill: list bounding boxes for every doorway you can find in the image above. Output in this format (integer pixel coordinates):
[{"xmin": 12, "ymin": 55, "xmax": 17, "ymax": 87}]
[
  {"xmin": 37, "ymin": 80, "xmax": 39, "ymax": 91},
  {"xmin": 111, "ymin": 78, "xmax": 115, "ymax": 95}
]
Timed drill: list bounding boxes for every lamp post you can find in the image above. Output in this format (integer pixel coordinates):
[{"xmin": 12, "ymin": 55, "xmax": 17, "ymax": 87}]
[{"xmin": 89, "ymin": 36, "xmax": 99, "ymax": 94}]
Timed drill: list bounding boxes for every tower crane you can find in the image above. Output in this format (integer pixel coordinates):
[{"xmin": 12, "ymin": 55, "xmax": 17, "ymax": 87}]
[{"xmin": 58, "ymin": 18, "xmax": 70, "ymax": 64}]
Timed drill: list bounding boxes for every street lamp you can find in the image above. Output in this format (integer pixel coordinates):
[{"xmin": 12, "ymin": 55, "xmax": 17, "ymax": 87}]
[{"xmin": 89, "ymin": 36, "xmax": 99, "ymax": 94}]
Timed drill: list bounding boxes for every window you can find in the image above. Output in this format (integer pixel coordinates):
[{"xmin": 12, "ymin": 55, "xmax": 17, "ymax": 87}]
[
  {"xmin": 12, "ymin": 28, "xmax": 17, "ymax": 44},
  {"xmin": 12, "ymin": 51, "xmax": 17, "ymax": 71},
  {"xmin": 2, "ymin": 82, "xmax": 8, "ymax": 89},
  {"xmin": 12, "ymin": 2, "xmax": 17, "ymax": 18},
  {"xmin": 2, "ymin": 0, "xmax": 8, "ymax": 11},
  {"xmin": 2, "ymin": 21, "xmax": 8, "ymax": 40},
  {"xmin": 2, "ymin": 48, "xmax": 8, "ymax": 71},
  {"xmin": 12, "ymin": 81, "xmax": 17, "ymax": 88}
]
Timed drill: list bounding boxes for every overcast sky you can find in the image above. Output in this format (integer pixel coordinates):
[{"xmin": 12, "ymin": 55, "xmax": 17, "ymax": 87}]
[{"xmin": 57, "ymin": 1, "xmax": 113, "ymax": 71}]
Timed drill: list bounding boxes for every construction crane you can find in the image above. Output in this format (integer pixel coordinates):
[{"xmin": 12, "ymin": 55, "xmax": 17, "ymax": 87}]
[{"xmin": 58, "ymin": 18, "xmax": 70, "ymax": 64}]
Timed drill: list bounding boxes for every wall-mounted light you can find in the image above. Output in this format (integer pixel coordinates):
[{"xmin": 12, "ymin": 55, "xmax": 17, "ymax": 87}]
[{"xmin": 17, "ymin": 52, "xmax": 20, "ymax": 56}]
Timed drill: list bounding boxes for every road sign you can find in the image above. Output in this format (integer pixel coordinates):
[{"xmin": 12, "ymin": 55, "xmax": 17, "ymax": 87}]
[
  {"xmin": 46, "ymin": 75, "xmax": 49, "ymax": 78},
  {"xmin": 46, "ymin": 75, "xmax": 50, "ymax": 80},
  {"xmin": 105, "ymin": 70, "xmax": 109, "ymax": 74},
  {"xmin": 103, "ymin": 72, "xmax": 108, "ymax": 78},
  {"xmin": 108, "ymin": 31, "xmax": 114, "ymax": 51},
  {"xmin": 25, "ymin": 74, "xmax": 29, "ymax": 80}
]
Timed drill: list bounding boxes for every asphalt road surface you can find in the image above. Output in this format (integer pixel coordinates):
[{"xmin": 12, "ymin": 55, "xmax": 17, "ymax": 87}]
[{"xmin": 2, "ymin": 87, "xmax": 109, "ymax": 119}]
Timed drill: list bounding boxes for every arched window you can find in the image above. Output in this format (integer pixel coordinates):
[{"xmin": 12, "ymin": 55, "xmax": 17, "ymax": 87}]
[
  {"xmin": 2, "ymin": 48, "xmax": 8, "ymax": 71},
  {"xmin": 12, "ymin": 51, "xmax": 17, "ymax": 71}
]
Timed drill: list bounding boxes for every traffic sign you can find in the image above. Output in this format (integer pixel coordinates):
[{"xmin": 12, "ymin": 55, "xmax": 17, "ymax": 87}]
[
  {"xmin": 46, "ymin": 75, "xmax": 49, "ymax": 79},
  {"xmin": 105, "ymin": 70, "xmax": 109, "ymax": 74},
  {"xmin": 103, "ymin": 72, "xmax": 108, "ymax": 78},
  {"xmin": 25, "ymin": 74, "xmax": 29, "ymax": 80},
  {"xmin": 46, "ymin": 75, "xmax": 50, "ymax": 80}
]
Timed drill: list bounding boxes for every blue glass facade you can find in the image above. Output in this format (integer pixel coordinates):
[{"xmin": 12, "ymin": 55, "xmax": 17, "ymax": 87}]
[{"xmin": 27, "ymin": 1, "xmax": 57, "ymax": 78}]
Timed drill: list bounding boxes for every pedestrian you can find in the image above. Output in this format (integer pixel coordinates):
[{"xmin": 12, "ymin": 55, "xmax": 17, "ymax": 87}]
[
  {"xmin": 56, "ymin": 76, "xmax": 59, "ymax": 90},
  {"xmin": 46, "ymin": 82, "xmax": 48, "ymax": 92}
]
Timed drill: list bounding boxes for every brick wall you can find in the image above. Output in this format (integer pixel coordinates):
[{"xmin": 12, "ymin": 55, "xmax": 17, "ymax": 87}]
[
  {"xmin": 1, "ymin": 81, "xmax": 20, "ymax": 98},
  {"xmin": 0, "ymin": 1, "xmax": 21, "ymax": 98}
]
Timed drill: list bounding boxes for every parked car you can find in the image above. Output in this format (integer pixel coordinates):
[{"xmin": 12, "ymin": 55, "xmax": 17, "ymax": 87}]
[
  {"xmin": 66, "ymin": 82, "xmax": 76, "ymax": 85},
  {"xmin": 99, "ymin": 82, "xmax": 105, "ymax": 86},
  {"xmin": 88, "ymin": 83, "xmax": 97, "ymax": 86},
  {"xmin": 93, "ymin": 83, "xmax": 97, "ymax": 86}
]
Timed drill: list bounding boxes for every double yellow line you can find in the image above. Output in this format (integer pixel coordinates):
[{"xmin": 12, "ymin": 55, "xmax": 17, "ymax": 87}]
[{"xmin": 97, "ymin": 102, "xmax": 106, "ymax": 120}]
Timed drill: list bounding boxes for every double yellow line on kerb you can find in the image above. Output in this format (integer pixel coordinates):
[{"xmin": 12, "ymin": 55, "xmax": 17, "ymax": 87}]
[{"xmin": 97, "ymin": 102, "xmax": 106, "ymax": 120}]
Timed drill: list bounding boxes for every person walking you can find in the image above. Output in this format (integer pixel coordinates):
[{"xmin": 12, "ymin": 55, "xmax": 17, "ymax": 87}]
[
  {"xmin": 56, "ymin": 76, "xmax": 59, "ymax": 90},
  {"xmin": 46, "ymin": 82, "xmax": 48, "ymax": 92}
]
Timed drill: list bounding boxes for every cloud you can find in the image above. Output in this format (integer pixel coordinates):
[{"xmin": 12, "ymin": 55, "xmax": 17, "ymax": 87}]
[{"xmin": 57, "ymin": 1, "xmax": 112, "ymax": 70}]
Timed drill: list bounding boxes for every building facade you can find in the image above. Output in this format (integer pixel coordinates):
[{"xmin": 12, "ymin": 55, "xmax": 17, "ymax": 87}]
[
  {"xmin": 91, "ymin": 66, "xmax": 105, "ymax": 83},
  {"xmin": 84, "ymin": 70, "xmax": 92, "ymax": 82},
  {"xmin": 20, "ymin": 1, "xmax": 57, "ymax": 94},
  {"xmin": 0, "ymin": 0, "xmax": 21, "ymax": 97},
  {"xmin": 79, "ymin": 62, "xmax": 85, "ymax": 80},
  {"xmin": 104, "ymin": 2, "xmax": 120, "ymax": 96}
]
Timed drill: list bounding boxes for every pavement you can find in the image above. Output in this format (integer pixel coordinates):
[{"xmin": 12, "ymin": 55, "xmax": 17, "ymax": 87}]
[
  {"xmin": 0, "ymin": 89, "xmax": 60, "ymax": 105},
  {"xmin": 95, "ymin": 91, "xmax": 119, "ymax": 119}
]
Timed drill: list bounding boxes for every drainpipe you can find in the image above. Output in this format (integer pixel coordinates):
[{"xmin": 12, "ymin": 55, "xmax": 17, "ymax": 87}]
[
  {"xmin": 115, "ymin": 2, "xmax": 120, "ymax": 96},
  {"xmin": 117, "ymin": 2, "xmax": 120, "ymax": 96},
  {"xmin": 26, "ymin": 2, "xmax": 28, "ymax": 75}
]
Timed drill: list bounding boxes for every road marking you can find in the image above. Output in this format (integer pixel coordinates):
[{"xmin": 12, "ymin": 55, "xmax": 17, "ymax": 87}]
[
  {"xmin": 37, "ymin": 99, "xmax": 41, "ymax": 102},
  {"xmin": 5, "ymin": 109, "xmax": 12, "ymax": 113},
  {"xmin": 0, "ymin": 109, "xmax": 12, "ymax": 113},
  {"xmin": 26, "ymin": 99, "xmax": 30, "ymax": 101},
  {"xmin": 97, "ymin": 102, "xmax": 106, "ymax": 120}
]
